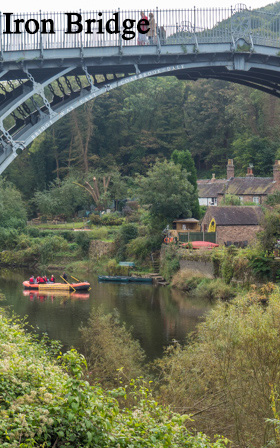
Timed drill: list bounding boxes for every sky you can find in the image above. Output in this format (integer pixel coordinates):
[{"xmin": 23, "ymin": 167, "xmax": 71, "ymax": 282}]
[{"xmin": 4, "ymin": 0, "xmax": 278, "ymax": 13}]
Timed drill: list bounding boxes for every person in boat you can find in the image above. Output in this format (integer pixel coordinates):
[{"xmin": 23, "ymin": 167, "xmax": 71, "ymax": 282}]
[
  {"xmin": 43, "ymin": 275, "xmax": 48, "ymax": 283},
  {"xmin": 36, "ymin": 276, "xmax": 40, "ymax": 283},
  {"xmin": 62, "ymin": 272, "xmax": 68, "ymax": 281},
  {"xmin": 50, "ymin": 275, "xmax": 55, "ymax": 283},
  {"xmin": 29, "ymin": 275, "xmax": 35, "ymax": 284},
  {"xmin": 38, "ymin": 276, "xmax": 45, "ymax": 284}
]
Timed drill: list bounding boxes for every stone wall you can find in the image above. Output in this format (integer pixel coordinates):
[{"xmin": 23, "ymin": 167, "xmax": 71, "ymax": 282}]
[
  {"xmin": 216, "ymin": 225, "xmax": 261, "ymax": 245},
  {"xmin": 89, "ymin": 240, "xmax": 115, "ymax": 259}
]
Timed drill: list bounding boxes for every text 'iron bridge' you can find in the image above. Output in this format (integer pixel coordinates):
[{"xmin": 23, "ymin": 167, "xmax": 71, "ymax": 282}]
[{"xmin": 0, "ymin": 5, "xmax": 280, "ymax": 174}]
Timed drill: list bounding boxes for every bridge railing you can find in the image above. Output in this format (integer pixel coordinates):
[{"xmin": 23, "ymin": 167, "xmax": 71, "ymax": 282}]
[{"xmin": 0, "ymin": 6, "xmax": 280, "ymax": 52}]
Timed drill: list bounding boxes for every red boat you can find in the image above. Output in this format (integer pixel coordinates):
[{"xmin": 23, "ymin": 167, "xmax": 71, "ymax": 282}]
[
  {"xmin": 181, "ymin": 241, "xmax": 219, "ymax": 249},
  {"xmin": 23, "ymin": 281, "xmax": 90, "ymax": 291}
]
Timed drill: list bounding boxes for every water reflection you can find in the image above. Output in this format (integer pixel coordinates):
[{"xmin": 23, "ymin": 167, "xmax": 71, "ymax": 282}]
[
  {"xmin": 23, "ymin": 290, "xmax": 90, "ymax": 301},
  {"xmin": 0, "ymin": 269, "xmax": 214, "ymax": 359}
]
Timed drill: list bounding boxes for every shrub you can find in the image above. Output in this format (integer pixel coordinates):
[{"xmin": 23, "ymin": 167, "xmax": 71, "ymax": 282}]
[
  {"xmin": 196, "ymin": 278, "xmax": 236, "ymax": 301},
  {"xmin": 90, "ymin": 227, "xmax": 108, "ymax": 241},
  {"xmin": 39, "ymin": 235, "xmax": 68, "ymax": 265},
  {"xmin": 80, "ymin": 307, "xmax": 145, "ymax": 388},
  {"xmin": 101, "ymin": 214, "xmax": 124, "ymax": 226},
  {"xmin": 74, "ymin": 232, "xmax": 91, "ymax": 257},
  {"xmin": 89, "ymin": 213, "xmax": 102, "ymax": 225},
  {"xmin": 160, "ymin": 245, "xmax": 180, "ymax": 281},
  {"xmin": 221, "ymin": 255, "xmax": 234, "ymax": 284},
  {"xmin": 16, "ymin": 234, "xmax": 32, "ymax": 250},
  {"xmin": 0, "ymin": 309, "xmax": 226, "ymax": 448},
  {"xmin": 0, "ymin": 228, "xmax": 19, "ymax": 250},
  {"xmin": 115, "ymin": 223, "xmax": 139, "ymax": 261},
  {"xmin": 120, "ymin": 223, "xmax": 138, "ymax": 241},
  {"xmin": 127, "ymin": 236, "xmax": 152, "ymax": 261},
  {"xmin": 248, "ymin": 254, "xmax": 273, "ymax": 280},
  {"xmin": 106, "ymin": 259, "xmax": 128, "ymax": 276},
  {"xmin": 154, "ymin": 292, "xmax": 280, "ymax": 447},
  {"xmin": 26, "ymin": 226, "xmax": 40, "ymax": 238},
  {"xmin": 171, "ymin": 270, "xmax": 206, "ymax": 291}
]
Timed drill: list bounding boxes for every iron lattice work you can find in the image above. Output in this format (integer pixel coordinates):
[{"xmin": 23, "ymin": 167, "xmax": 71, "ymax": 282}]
[
  {"xmin": 1, "ymin": 6, "xmax": 280, "ymax": 50},
  {"xmin": 1, "ymin": 6, "xmax": 280, "ymax": 172}
]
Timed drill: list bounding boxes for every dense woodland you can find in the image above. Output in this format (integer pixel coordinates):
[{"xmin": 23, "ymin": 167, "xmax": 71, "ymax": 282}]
[{"xmin": 5, "ymin": 75, "xmax": 280, "ymax": 208}]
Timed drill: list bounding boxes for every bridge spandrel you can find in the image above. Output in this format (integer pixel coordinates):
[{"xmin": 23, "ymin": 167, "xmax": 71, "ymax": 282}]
[{"xmin": 0, "ymin": 6, "xmax": 280, "ymax": 173}]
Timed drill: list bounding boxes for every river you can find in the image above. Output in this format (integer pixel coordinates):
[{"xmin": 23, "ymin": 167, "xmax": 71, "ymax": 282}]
[{"xmin": 0, "ymin": 269, "xmax": 214, "ymax": 359}]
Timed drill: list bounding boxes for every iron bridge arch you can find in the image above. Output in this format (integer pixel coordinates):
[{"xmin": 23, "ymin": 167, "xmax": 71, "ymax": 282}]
[{"xmin": 1, "ymin": 5, "xmax": 280, "ymax": 173}]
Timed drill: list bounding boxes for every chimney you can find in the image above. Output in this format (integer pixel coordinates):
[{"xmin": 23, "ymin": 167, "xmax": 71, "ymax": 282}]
[
  {"xmin": 246, "ymin": 164, "xmax": 254, "ymax": 177},
  {"xmin": 273, "ymin": 160, "xmax": 280, "ymax": 183},
  {"xmin": 211, "ymin": 173, "xmax": 215, "ymax": 182},
  {"xmin": 227, "ymin": 159, "xmax": 234, "ymax": 179}
]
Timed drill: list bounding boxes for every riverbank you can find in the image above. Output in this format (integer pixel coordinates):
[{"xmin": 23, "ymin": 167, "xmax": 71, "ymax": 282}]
[{"xmin": 0, "ymin": 305, "xmax": 227, "ymax": 448}]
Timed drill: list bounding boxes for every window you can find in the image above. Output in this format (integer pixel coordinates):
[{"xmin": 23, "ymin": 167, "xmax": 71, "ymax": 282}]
[
  {"xmin": 253, "ymin": 196, "xmax": 260, "ymax": 204},
  {"xmin": 209, "ymin": 197, "xmax": 217, "ymax": 206}
]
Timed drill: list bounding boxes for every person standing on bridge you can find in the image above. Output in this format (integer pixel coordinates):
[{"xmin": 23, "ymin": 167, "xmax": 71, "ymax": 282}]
[
  {"xmin": 148, "ymin": 13, "xmax": 156, "ymax": 44},
  {"xmin": 138, "ymin": 11, "xmax": 148, "ymax": 45}
]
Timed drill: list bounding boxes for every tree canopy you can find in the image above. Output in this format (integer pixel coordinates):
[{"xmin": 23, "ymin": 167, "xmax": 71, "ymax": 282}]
[{"xmin": 137, "ymin": 159, "xmax": 193, "ymax": 226}]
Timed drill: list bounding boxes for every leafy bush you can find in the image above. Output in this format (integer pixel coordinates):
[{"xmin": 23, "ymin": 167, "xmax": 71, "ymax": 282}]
[
  {"xmin": 154, "ymin": 292, "xmax": 280, "ymax": 447},
  {"xmin": 26, "ymin": 226, "xmax": 40, "ymax": 238},
  {"xmin": 80, "ymin": 307, "xmax": 145, "ymax": 388},
  {"xmin": 160, "ymin": 246, "xmax": 180, "ymax": 281},
  {"xmin": 115, "ymin": 224, "xmax": 139, "ymax": 261},
  {"xmin": 15, "ymin": 234, "xmax": 32, "ymax": 250},
  {"xmin": 195, "ymin": 278, "xmax": 236, "ymax": 301},
  {"xmin": 101, "ymin": 214, "xmax": 123, "ymax": 226},
  {"xmin": 39, "ymin": 235, "xmax": 68, "ymax": 265},
  {"xmin": 248, "ymin": 254, "xmax": 273, "ymax": 280},
  {"xmin": 0, "ymin": 309, "xmax": 227, "ymax": 448},
  {"xmin": 120, "ymin": 223, "xmax": 139, "ymax": 241},
  {"xmin": 221, "ymin": 255, "xmax": 234, "ymax": 284},
  {"xmin": 74, "ymin": 232, "xmax": 91, "ymax": 257},
  {"xmin": 90, "ymin": 227, "xmax": 109, "ymax": 241},
  {"xmin": 105, "ymin": 259, "xmax": 128, "ymax": 276},
  {"xmin": 171, "ymin": 270, "xmax": 205, "ymax": 291},
  {"xmin": 220, "ymin": 194, "xmax": 241, "ymax": 206},
  {"xmin": 0, "ymin": 179, "xmax": 27, "ymax": 229},
  {"xmin": 89, "ymin": 213, "xmax": 102, "ymax": 225},
  {"xmin": 0, "ymin": 228, "xmax": 19, "ymax": 250}
]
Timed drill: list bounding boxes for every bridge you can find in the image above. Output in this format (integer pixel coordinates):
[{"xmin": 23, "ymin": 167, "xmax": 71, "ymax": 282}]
[{"xmin": 1, "ymin": 4, "xmax": 280, "ymax": 173}]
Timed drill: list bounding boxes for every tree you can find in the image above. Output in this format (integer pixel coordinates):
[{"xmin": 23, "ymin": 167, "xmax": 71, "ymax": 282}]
[
  {"xmin": 137, "ymin": 159, "xmax": 193, "ymax": 227},
  {"xmin": 33, "ymin": 176, "xmax": 90, "ymax": 218},
  {"xmin": 257, "ymin": 207, "xmax": 280, "ymax": 253},
  {"xmin": 171, "ymin": 149, "xmax": 200, "ymax": 218},
  {"xmin": 0, "ymin": 179, "xmax": 27, "ymax": 228},
  {"xmin": 220, "ymin": 194, "xmax": 242, "ymax": 206}
]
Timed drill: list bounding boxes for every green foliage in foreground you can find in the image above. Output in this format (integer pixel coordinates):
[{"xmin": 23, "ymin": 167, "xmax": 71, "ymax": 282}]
[
  {"xmin": 154, "ymin": 289, "xmax": 280, "ymax": 447},
  {"xmin": 0, "ymin": 309, "xmax": 229, "ymax": 448}
]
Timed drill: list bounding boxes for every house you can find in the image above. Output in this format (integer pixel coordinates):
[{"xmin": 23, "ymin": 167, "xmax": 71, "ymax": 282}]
[
  {"xmin": 201, "ymin": 206, "xmax": 263, "ymax": 246},
  {"xmin": 197, "ymin": 175, "xmax": 227, "ymax": 206},
  {"xmin": 172, "ymin": 218, "xmax": 200, "ymax": 232},
  {"xmin": 168, "ymin": 218, "xmax": 200, "ymax": 239},
  {"xmin": 198, "ymin": 159, "xmax": 280, "ymax": 206}
]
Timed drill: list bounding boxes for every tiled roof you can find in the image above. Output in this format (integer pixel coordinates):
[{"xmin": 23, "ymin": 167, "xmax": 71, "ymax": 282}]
[
  {"xmin": 197, "ymin": 179, "xmax": 227, "ymax": 198},
  {"xmin": 203, "ymin": 206, "xmax": 263, "ymax": 226},
  {"xmin": 198, "ymin": 177, "xmax": 276, "ymax": 198},
  {"xmin": 173, "ymin": 218, "xmax": 199, "ymax": 223},
  {"xmin": 225, "ymin": 177, "xmax": 275, "ymax": 195}
]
